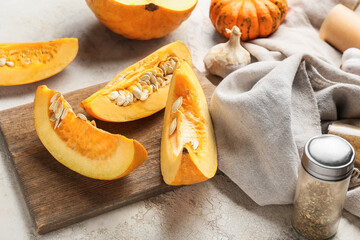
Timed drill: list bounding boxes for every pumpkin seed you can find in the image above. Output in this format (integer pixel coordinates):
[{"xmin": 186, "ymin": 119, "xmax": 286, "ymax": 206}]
[
  {"xmin": 77, "ymin": 113, "xmax": 87, "ymax": 121},
  {"xmin": 108, "ymin": 91, "xmax": 119, "ymax": 101},
  {"xmin": 143, "ymin": 72, "xmax": 152, "ymax": 78},
  {"xmin": 152, "ymin": 70, "xmax": 157, "ymax": 76},
  {"xmin": 167, "ymin": 65, "xmax": 174, "ymax": 74},
  {"xmin": 123, "ymin": 99, "xmax": 130, "ymax": 106},
  {"xmin": 61, "ymin": 107, "xmax": 69, "ymax": 120},
  {"xmin": 50, "ymin": 113, "xmax": 57, "ymax": 122},
  {"xmin": 152, "ymin": 82, "xmax": 158, "ymax": 92},
  {"xmin": 160, "ymin": 64, "xmax": 167, "ymax": 75},
  {"xmin": 135, "ymin": 82, "xmax": 142, "ymax": 90},
  {"xmin": 91, "ymin": 120, "xmax": 96, "ymax": 127},
  {"xmin": 169, "ymin": 118, "xmax": 177, "ymax": 135},
  {"xmin": 50, "ymin": 93, "xmax": 60, "ymax": 103},
  {"xmin": 140, "ymin": 92, "xmax": 149, "ymax": 101},
  {"xmin": 150, "ymin": 74, "xmax": 157, "ymax": 85},
  {"xmin": 55, "ymin": 102, "xmax": 63, "ymax": 119},
  {"xmin": 131, "ymin": 86, "xmax": 142, "ymax": 99},
  {"xmin": 0, "ymin": 58, "xmax": 6, "ymax": 66},
  {"xmin": 157, "ymin": 77, "xmax": 164, "ymax": 85},
  {"xmin": 140, "ymin": 74, "xmax": 151, "ymax": 82},
  {"xmin": 51, "ymin": 97, "xmax": 61, "ymax": 112},
  {"xmin": 116, "ymin": 94, "xmax": 125, "ymax": 106},
  {"xmin": 172, "ymin": 96, "xmax": 182, "ymax": 113},
  {"xmin": 157, "ymin": 67, "xmax": 164, "ymax": 76},
  {"xmin": 118, "ymin": 90, "xmax": 126, "ymax": 97},
  {"xmin": 191, "ymin": 139, "xmax": 199, "ymax": 150},
  {"xmin": 139, "ymin": 80, "xmax": 148, "ymax": 86},
  {"xmin": 6, "ymin": 61, "xmax": 14, "ymax": 67},
  {"xmin": 142, "ymin": 85, "xmax": 153, "ymax": 94},
  {"xmin": 127, "ymin": 92, "xmax": 133, "ymax": 102},
  {"xmin": 54, "ymin": 117, "xmax": 61, "ymax": 129}
]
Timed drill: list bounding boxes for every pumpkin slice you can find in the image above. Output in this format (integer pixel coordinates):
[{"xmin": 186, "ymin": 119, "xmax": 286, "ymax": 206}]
[
  {"xmin": 86, "ymin": 0, "xmax": 198, "ymax": 40},
  {"xmin": 161, "ymin": 60, "xmax": 217, "ymax": 185},
  {"xmin": 80, "ymin": 41, "xmax": 192, "ymax": 122},
  {"xmin": 34, "ymin": 85, "xmax": 147, "ymax": 180},
  {"xmin": 0, "ymin": 38, "xmax": 78, "ymax": 86}
]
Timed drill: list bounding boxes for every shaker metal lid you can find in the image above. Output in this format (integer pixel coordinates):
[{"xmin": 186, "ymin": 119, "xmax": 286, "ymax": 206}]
[{"xmin": 302, "ymin": 134, "xmax": 355, "ymax": 181}]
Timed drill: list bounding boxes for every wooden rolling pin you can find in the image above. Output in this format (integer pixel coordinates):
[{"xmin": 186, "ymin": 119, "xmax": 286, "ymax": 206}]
[{"xmin": 319, "ymin": 4, "xmax": 360, "ymax": 52}]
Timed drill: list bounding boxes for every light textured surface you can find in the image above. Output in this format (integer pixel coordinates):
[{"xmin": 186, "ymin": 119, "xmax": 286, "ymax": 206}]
[{"xmin": 0, "ymin": 0, "xmax": 359, "ymax": 239}]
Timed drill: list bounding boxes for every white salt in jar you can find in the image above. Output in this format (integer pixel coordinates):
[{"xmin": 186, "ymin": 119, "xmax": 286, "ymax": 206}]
[{"xmin": 292, "ymin": 134, "xmax": 355, "ymax": 240}]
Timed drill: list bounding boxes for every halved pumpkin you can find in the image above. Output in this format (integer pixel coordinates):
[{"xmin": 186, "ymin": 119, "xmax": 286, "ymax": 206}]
[
  {"xmin": 161, "ymin": 60, "xmax": 217, "ymax": 185},
  {"xmin": 80, "ymin": 41, "xmax": 192, "ymax": 122},
  {"xmin": 0, "ymin": 38, "xmax": 78, "ymax": 86},
  {"xmin": 34, "ymin": 85, "xmax": 147, "ymax": 180},
  {"xmin": 86, "ymin": 0, "xmax": 198, "ymax": 40}
]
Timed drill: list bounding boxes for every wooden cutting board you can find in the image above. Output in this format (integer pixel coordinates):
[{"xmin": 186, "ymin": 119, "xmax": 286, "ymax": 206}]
[{"xmin": 0, "ymin": 67, "xmax": 216, "ymax": 235}]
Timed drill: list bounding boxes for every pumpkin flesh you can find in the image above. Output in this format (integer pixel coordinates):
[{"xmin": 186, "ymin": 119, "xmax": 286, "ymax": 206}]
[
  {"xmin": 161, "ymin": 60, "xmax": 217, "ymax": 185},
  {"xmin": 34, "ymin": 85, "xmax": 147, "ymax": 180},
  {"xmin": 86, "ymin": 0, "xmax": 198, "ymax": 40},
  {"xmin": 0, "ymin": 38, "xmax": 78, "ymax": 86},
  {"xmin": 80, "ymin": 41, "xmax": 192, "ymax": 122},
  {"xmin": 210, "ymin": 0, "xmax": 288, "ymax": 41}
]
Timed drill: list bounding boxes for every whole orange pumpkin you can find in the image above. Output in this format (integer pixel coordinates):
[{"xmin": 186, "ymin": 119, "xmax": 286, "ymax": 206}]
[{"xmin": 210, "ymin": 0, "xmax": 288, "ymax": 41}]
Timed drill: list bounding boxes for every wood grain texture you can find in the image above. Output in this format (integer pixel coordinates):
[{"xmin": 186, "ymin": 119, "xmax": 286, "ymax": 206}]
[{"xmin": 0, "ymin": 67, "xmax": 216, "ymax": 235}]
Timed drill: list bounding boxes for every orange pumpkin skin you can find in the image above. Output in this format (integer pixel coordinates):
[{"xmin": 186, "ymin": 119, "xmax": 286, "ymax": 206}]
[
  {"xmin": 210, "ymin": 0, "xmax": 288, "ymax": 41},
  {"xmin": 85, "ymin": 0, "xmax": 198, "ymax": 40}
]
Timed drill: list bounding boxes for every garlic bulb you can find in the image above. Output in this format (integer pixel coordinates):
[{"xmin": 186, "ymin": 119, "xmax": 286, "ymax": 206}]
[
  {"xmin": 204, "ymin": 25, "xmax": 250, "ymax": 78},
  {"xmin": 341, "ymin": 48, "xmax": 360, "ymax": 76}
]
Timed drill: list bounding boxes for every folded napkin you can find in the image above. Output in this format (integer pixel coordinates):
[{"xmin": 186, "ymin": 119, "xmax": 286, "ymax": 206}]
[{"xmin": 210, "ymin": 0, "xmax": 360, "ymax": 217}]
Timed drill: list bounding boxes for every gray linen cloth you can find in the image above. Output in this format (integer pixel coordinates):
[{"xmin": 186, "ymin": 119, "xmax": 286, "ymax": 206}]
[{"xmin": 210, "ymin": 0, "xmax": 360, "ymax": 217}]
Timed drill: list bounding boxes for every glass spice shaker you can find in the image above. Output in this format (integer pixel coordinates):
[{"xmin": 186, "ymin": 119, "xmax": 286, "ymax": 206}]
[{"xmin": 292, "ymin": 134, "xmax": 355, "ymax": 240}]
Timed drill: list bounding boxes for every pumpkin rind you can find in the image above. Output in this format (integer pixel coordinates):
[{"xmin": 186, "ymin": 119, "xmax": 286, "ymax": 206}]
[
  {"xmin": 34, "ymin": 85, "xmax": 147, "ymax": 180},
  {"xmin": 160, "ymin": 60, "xmax": 217, "ymax": 185},
  {"xmin": 80, "ymin": 41, "xmax": 192, "ymax": 122},
  {"xmin": 209, "ymin": 0, "xmax": 288, "ymax": 41},
  {"xmin": 86, "ymin": 0, "xmax": 198, "ymax": 40},
  {"xmin": 0, "ymin": 38, "xmax": 78, "ymax": 86}
]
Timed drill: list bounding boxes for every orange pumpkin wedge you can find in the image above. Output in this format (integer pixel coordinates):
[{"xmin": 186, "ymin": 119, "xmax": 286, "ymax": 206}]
[
  {"xmin": 86, "ymin": 0, "xmax": 198, "ymax": 40},
  {"xmin": 0, "ymin": 38, "xmax": 78, "ymax": 86},
  {"xmin": 80, "ymin": 41, "xmax": 192, "ymax": 122},
  {"xmin": 34, "ymin": 85, "xmax": 147, "ymax": 180},
  {"xmin": 161, "ymin": 60, "xmax": 217, "ymax": 185}
]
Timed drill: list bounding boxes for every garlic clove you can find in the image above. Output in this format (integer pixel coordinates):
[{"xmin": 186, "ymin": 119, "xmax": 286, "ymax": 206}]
[
  {"xmin": 341, "ymin": 48, "xmax": 360, "ymax": 76},
  {"xmin": 204, "ymin": 25, "xmax": 251, "ymax": 78},
  {"xmin": 341, "ymin": 48, "xmax": 360, "ymax": 65},
  {"xmin": 341, "ymin": 59, "xmax": 360, "ymax": 75}
]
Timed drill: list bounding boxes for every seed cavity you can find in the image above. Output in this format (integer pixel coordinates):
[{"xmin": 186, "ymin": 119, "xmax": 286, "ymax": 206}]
[
  {"xmin": 107, "ymin": 57, "xmax": 175, "ymax": 107},
  {"xmin": 172, "ymin": 96, "xmax": 182, "ymax": 113},
  {"xmin": 169, "ymin": 118, "xmax": 177, "ymax": 135}
]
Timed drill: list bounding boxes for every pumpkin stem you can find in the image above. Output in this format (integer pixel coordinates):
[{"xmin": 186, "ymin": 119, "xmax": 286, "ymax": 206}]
[{"xmin": 228, "ymin": 26, "xmax": 241, "ymax": 48}]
